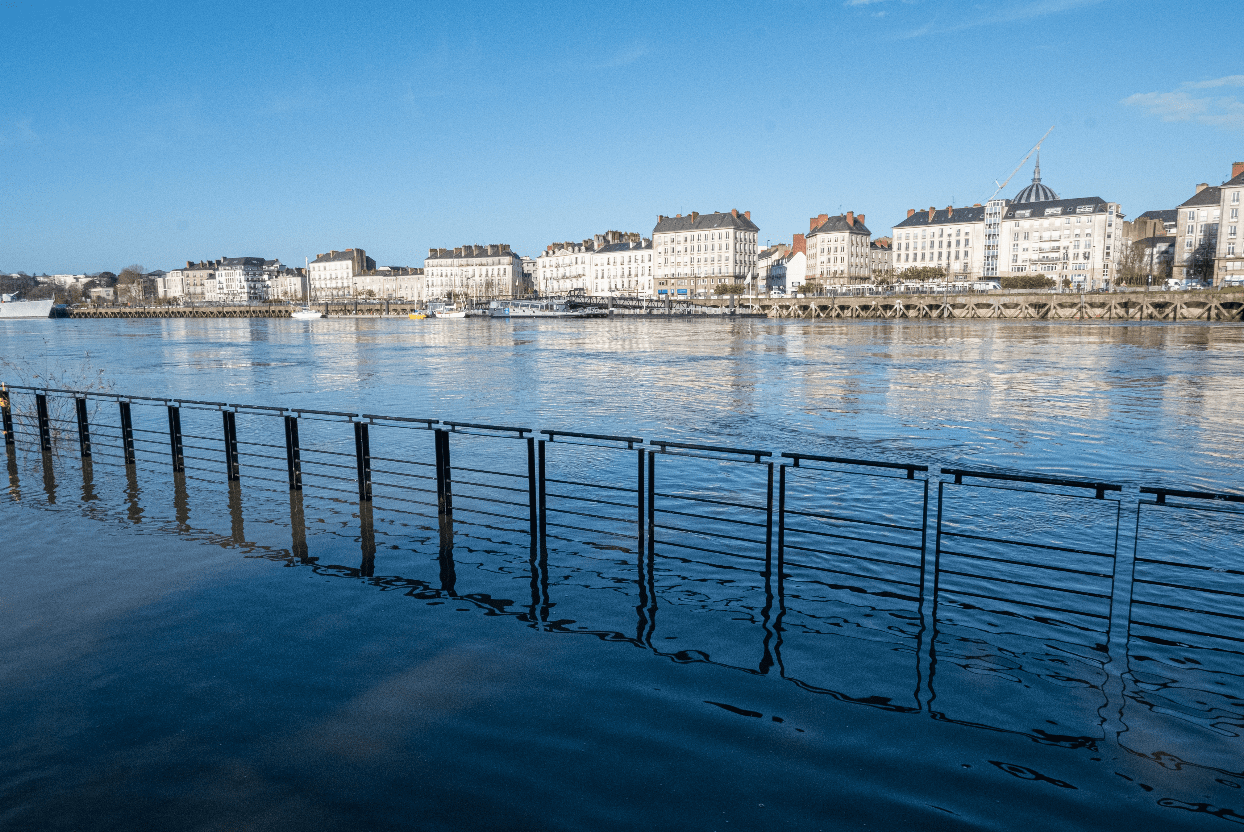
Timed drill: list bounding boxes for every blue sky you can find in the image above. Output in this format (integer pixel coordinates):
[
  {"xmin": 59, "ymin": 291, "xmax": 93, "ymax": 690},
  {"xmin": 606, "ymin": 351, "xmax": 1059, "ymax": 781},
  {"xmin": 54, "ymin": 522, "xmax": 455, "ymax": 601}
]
[{"xmin": 1, "ymin": 0, "xmax": 1240, "ymax": 273}]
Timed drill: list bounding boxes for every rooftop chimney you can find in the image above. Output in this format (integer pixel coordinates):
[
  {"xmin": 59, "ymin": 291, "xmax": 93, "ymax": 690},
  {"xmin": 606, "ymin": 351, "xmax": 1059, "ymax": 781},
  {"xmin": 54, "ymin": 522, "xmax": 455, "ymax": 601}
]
[
  {"xmin": 690, "ymin": 211, "xmax": 699, "ymax": 222},
  {"xmin": 676, "ymin": 213, "xmax": 681, "ymax": 218},
  {"xmin": 858, "ymin": 214, "xmax": 864, "ymax": 226},
  {"xmin": 731, "ymin": 208, "xmax": 738, "ymax": 218},
  {"xmin": 1234, "ymin": 162, "xmax": 1244, "ymax": 179},
  {"xmin": 907, "ymin": 209, "xmax": 916, "ymax": 218},
  {"xmin": 791, "ymin": 233, "xmax": 806, "ymax": 255},
  {"xmin": 946, "ymin": 206, "xmax": 953, "ymax": 218},
  {"xmin": 973, "ymin": 203, "xmax": 981, "ymax": 208},
  {"xmin": 1196, "ymin": 183, "xmax": 1209, "ymax": 193},
  {"xmin": 846, "ymin": 211, "xmax": 855, "ymax": 226},
  {"xmin": 744, "ymin": 211, "xmax": 750, "ymax": 220}
]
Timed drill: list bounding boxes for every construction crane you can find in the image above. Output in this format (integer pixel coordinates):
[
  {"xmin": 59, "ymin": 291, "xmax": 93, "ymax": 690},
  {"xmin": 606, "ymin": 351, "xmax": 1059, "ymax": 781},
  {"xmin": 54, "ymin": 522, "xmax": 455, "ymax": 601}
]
[{"xmin": 984, "ymin": 125, "xmax": 1054, "ymax": 203}]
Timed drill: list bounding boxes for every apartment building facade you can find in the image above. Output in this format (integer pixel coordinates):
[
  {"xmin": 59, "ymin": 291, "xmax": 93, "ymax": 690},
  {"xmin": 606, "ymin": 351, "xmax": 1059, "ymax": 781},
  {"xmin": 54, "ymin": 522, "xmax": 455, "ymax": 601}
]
[
  {"xmin": 308, "ymin": 249, "xmax": 376, "ymax": 299},
  {"xmin": 652, "ymin": 209, "xmax": 759, "ymax": 298},
  {"xmin": 423, "ymin": 244, "xmax": 525, "ymax": 300},
  {"xmin": 1214, "ymin": 164, "xmax": 1244, "ymax": 286},
  {"xmin": 805, "ymin": 212, "xmax": 872, "ymax": 285}
]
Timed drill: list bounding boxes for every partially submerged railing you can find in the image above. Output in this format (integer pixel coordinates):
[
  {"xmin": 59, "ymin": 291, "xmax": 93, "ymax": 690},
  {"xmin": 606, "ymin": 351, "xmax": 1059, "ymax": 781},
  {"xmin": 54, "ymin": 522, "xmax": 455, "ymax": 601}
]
[{"xmin": 3, "ymin": 382, "xmax": 1243, "ymax": 735}]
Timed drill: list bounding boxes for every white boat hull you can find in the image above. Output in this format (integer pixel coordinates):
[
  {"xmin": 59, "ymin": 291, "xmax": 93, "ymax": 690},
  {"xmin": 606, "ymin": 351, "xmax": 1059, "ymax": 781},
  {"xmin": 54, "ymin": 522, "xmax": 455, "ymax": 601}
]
[
  {"xmin": 290, "ymin": 309, "xmax": 322, "ymax": 320},
  {"xmin": 0, "ymin": 300, "xmax": 54, "ymax": 319}
]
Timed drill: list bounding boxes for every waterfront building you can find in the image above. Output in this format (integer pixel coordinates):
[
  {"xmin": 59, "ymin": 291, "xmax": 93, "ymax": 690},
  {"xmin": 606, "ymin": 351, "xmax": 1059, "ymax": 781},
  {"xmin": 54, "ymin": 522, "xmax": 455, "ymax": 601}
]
[
  {"xmin": 1173, "ymin": 181, "xmax": 1222, "ymax": 285},
  {"xmin": 157, "ymin": 270, "xmax": 185, "ymax": 299},
  {"xmin": 178, "ymin": 260, "xmax": 218, "ymax": 301},
  {"xmin": 806, "ymin": 212, "xmax": 872, "ymax": 285},
  {"xmin": 891, "ymin": 204, "xmax": 987, "ymax": 278},
  {"xmin": 355, "ymin": 267, "xmax": 425, "ymax": 301},
  {"xmin": 589, "ymin": 233, "xmax": 652, "ymax": 296},
  {"xmin": 892, "ymin": 159, "xmax": 1123, "ymax": 290},
  {"xmin": 1131, "ymin": 236, "xmax": 1176, "ymax": 281},
  {"xmin": 536, "ymin": 238, "xmax": 595, "ymax": 296},
  {"xmin": 308, "ymin": 249, "xmax": 376, "ymax": 299},
  {"xmin": 999, "ymin": 195, "xmax": 1122, "ymax": 290},
  {"xmin": 1134, "ymin": 209, "xmax": 1178, "ymax": 236},
  {"xmin": 423, "ymin": 244, "xmax": 525, "ymax": 300},
  {"xmin": 652, "ymin": 209, "xmax": 759, "ymax": 298},
  {"xmin": 521, "ymin": 257, "xmax": 536, "ymax": 293},
  {"xmin": 1214, "ymin": 163, "xmax": 1244, "ymax": 286},
  {"xmin": 870, "ymin": 238, "xmax": 893, "ymax": 281},
  {"xmin": 269, "ymin": 266, "xmax": 308, "ymax": 301},
  {"xmin": 216, "ymin": 257, "xmax": 286, "ymax": 303}
]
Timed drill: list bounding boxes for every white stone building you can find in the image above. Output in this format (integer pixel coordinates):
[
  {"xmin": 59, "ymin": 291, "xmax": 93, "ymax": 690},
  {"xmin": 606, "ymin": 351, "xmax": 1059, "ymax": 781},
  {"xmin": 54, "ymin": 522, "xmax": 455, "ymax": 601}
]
[
  {"xmin": 1214, "ymin": 163, "xmax": 1244, "ymax": 286},
  {"xmin": 536, "ymin": 239, "xmax": 594, "ymax": 296},
  {"xmin": 157, "ymin": 270, "xmax": 185, "ymax": 299},
  {"xmin": 652, "ymin": 209, "xmax": 759, "ymax": 299},
  {"xmin": 423, "ymin": 244, "xmax": 525, "ymax": 300},
  {"xmin": 308, "ymin": 249, "xmax": 376, "ymax": 299},
  {"xmin": 590, "ymin": 236, "xmax": 653, "ymax": 296},
  {"xmin": 216, "ymin": 257, "xmax": 269, "ymax": 303},
  {"xmin": 1000, "ymin": 197, "xmax": 1122, "ymax": 290},
  {"xmin": 355, "ymin": 268, "xmax": 425, "ymax": 301},
  {"xmin": 891, "ymin": 205, "xmax": 987, "ymax": 278},
  {"xmin": 806, "ymin": 212, "xmax": 872, "ymax": 285}
]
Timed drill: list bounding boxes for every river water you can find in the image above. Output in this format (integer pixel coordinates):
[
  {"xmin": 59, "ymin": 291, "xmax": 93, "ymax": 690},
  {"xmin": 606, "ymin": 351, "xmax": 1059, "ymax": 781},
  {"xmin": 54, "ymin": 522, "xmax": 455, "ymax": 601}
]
[{"xmin": 2, "ymin": 317, "xmax": 1243, "ymax": 830}]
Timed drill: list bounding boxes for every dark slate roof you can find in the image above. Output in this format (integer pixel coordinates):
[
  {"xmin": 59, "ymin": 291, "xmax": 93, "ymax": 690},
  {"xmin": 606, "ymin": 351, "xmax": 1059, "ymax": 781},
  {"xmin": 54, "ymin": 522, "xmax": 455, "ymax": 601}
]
[
  {"xmin": 895, "ymin": 205, "xmax": 987, "ymax": 228},
  {"xmin": 1137, "ymin": 209, "xmax": 1177, "ymax": 222},
  {"xmin": 653, "ymin": 211, "xmax": 759, "ymax": 234},
  {"xmin": 425, "ymin": 247, "xmax": 519, "ymax": 261},
  {"xmin": 219, "ymin": 257, "xmax": 265, "ymax": 267},
  {"xmin": 1004, "ymin": 196, "xmax": 1109, "ymax": 219},
  {"xmin": 312, "ymin": 250, "xmax": 361, "ymax": 263},
  {"xmin": 1178, "ymin": 186, "xmax": 1222, "ymax": 208},
  {"xmin": 1135, "ymin": 235, "xmax": 1175, "ymax": 248},
  {"xmin": 1224, "ymin": 170, "xmax": 1244, "ymax": 188},
  {"xmin": 595, "ymin": 240, "xmax": 652, "ymax": 254},
  {"xmin": 809, "ymin": 215, "xmax": 871, "ymax": 237}
]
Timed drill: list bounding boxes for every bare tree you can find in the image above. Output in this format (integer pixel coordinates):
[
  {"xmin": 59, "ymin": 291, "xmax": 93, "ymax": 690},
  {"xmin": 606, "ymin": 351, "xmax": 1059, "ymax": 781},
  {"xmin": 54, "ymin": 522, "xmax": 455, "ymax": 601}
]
[{"xmin": 116, "ymin": 264, "xmax": 146, "ymax": 304}]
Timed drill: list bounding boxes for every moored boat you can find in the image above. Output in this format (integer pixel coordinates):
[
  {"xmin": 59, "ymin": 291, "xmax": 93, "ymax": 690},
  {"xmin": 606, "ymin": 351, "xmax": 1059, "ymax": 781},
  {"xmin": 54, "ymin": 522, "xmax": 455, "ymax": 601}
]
[
  {"xmin": 0, "ymin": 298, "xmax": 55, "ymax": 319},
  {"xmin": 291, "ymin": 306, "xmax": 322, "ymax": 320}
]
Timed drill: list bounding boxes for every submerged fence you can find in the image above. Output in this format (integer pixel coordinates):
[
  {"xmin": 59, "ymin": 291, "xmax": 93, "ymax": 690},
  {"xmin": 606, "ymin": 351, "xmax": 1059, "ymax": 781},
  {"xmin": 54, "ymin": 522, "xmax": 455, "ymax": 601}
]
[{"xmin": 4, "ymin": 382, "xmax": 1244, "ymax": 748}]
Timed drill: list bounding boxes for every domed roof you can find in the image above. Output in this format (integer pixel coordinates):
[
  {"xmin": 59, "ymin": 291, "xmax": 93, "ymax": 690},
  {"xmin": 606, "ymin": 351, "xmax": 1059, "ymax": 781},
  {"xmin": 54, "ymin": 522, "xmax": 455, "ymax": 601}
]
[{"xmin": 1012, "ymin": 154, "xmax": 1059, "ymax": 204}]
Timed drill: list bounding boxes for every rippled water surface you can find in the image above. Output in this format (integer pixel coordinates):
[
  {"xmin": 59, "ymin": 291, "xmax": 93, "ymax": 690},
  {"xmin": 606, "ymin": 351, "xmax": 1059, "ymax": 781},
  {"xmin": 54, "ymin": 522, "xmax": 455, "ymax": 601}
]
[{"xmin": 2, "ymin": 317, "xmax": 1243, "ymax": 830}]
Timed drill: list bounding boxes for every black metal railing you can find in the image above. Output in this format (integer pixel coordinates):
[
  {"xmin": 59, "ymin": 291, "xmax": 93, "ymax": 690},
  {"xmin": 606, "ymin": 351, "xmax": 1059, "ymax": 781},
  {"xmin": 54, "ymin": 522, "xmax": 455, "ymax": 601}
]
[{"xmin": 3, "ymin": 381, "xmax": 1243, "ymax": 737}]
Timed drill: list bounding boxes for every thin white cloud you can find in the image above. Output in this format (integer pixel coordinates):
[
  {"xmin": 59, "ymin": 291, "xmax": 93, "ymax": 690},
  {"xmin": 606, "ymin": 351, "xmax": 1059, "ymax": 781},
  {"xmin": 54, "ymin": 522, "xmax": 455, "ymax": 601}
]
[
  {"xmin": 894, "ymin": 0, "xmax": 1107, "ymax": 39},
  {"xmin": 599, "ymin": 43, "xmax": 650, "ymax": 69},
  {"xmin": 1182, "ymin": 74, "xmax": 1244, "ymax": 90},
  {"xmin": 1123, "ymin": 76, "xmax": 1244, "ymax": 129}
]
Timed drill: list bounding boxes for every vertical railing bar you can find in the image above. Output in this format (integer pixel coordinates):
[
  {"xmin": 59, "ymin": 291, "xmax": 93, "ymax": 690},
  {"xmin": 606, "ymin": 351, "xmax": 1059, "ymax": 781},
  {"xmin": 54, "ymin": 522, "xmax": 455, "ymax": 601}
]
[
  {"xmin": 75, "ymin": 397, "xmax": 92, "ymax": 459},
  {"xmin": 119, "ymin": 401, "xmax": 136, "ymax": 465},
  {"xmin": 527, "ymin": 436, "xmax": 538, "ymax": 546},
  {"xmin": 35, "ymin": 393, "xmax": 51, "ymax": 451},
  {"xmin": 284, "ymin": 414, "xmax": 302, "ymax": 491},
  {"xmin": 538, "ymin": 439, "xmax": 547, "ymax": 545},
  {"xmin": 222, "ymin": 410, "xmax": 240, "ymax": 481},
  {"xmin": 764, "ymin": 461, "xmax": 774, "ymax": 574},
  {"xmin": 354, "ymin": 420, "xmax": 372, "ymax": 502},
  {"xmin": 646, "ymin": 450, "xmax": 656, "ymax": 554},
  {"xmin": 167, "ymin": 404, "xmax": 185, "ymax": 473},
  {"xmin": 1, "ymin": 387, "xmax": 14, "ymax": 447},
  {"xmin": 777, "ymin": 463, "xmax": 786, "ymax": 586},
  {"xmin": 637, "ymin": 446, "xmax": 645, "ymax": 556}
]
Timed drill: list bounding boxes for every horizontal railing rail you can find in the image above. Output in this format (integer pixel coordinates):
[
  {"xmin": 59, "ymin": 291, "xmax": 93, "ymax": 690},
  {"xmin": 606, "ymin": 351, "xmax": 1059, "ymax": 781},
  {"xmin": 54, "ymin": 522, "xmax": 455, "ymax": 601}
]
[{"xmin": 782, "ymin": 451, "xmax": 928, "ymax": 479}]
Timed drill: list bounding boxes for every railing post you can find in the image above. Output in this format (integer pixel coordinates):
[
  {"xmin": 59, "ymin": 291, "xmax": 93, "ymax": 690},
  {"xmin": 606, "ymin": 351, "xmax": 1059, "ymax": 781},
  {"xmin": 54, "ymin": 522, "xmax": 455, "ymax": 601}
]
[
  {"xmin": 646, "ymin": 450, "xmax": 656, "ymax": 554},
  {"xmin": 119, "ymin": 401, "xmax": 135, "ymax": 465},
  {"xmin": 222, "ymin": 410, "xmax": 240, "ymax": 481},
  {"xmin": 435, "ymin": 429, "xmax": 453, "ymax": 549},
  {"xmin": 527, "ymin": 436, "xmax": 538, "ymax": 547},
  {"xmin": 637, "ymin": 446, "xmax": 645, "ymax": 555},
  {"xmin": 35, "ymin": 393, "xmax": 52, "ymax": 451},
  {"xmin": 284, "ymin": 415, "xmax": 302, "ymax": 491},
  {"xmin": 353, "ymin": 420, "xmax": 372, "ymax": 502},
  {"xmin": 75, "ymin": 397, "xmax": 92, "ymax": 459},
  {"xmin": 765, "ymin": 461, "xmax": 774, "ymax": 571},
  {"xmin": 1, "ymin": 387, "xmax": 13, "ymax": 447},
  {"xmin": 538, "ymin": 439, "xmax": 547, "ymax": 545},
  {"xmin": 167, "ymin": 405, "xmax": 184, "ymax": 473},
  {"xmin": 777, "ymin": 463, "xmax": 786, "ymax": 588}
]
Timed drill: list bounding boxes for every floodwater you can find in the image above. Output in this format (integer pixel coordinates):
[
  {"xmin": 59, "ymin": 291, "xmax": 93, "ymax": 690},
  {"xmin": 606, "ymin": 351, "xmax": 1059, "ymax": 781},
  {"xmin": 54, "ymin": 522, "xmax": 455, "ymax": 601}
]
[{"xmin": 2, "ymin": 316, "xmax": 1243, "ymax": 830}]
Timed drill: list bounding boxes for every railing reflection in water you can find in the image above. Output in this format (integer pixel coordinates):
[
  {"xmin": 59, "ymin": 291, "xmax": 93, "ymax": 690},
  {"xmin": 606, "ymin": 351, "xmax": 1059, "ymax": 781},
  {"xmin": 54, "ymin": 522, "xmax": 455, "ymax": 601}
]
[{"xmin": 3, "ymin": 383, "xmax": 1244, "ymax": 764}]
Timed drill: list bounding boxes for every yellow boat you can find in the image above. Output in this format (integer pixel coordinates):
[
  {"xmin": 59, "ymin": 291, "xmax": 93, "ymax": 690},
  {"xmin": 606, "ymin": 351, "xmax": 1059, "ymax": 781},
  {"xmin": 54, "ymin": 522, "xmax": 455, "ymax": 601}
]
[{"xmin": 408, "ymin": 312, "xmax": 427, "ymax": 320}]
